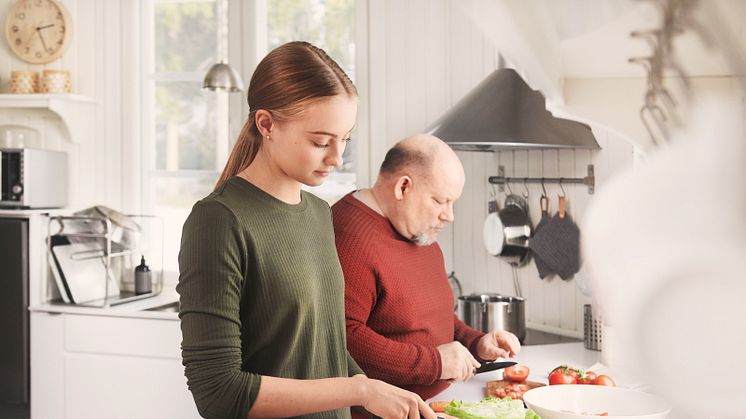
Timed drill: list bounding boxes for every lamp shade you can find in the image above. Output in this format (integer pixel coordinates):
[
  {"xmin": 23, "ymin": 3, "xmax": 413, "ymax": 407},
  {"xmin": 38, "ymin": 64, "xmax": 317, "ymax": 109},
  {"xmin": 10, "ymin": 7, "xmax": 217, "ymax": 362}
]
[{"xmin": 202, "ymin": 61, "xmax": 244, "ymax": 92}]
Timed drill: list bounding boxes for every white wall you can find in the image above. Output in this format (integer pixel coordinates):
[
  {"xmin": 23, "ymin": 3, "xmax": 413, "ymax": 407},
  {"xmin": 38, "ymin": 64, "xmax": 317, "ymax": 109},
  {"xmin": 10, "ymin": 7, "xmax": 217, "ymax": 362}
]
[
  {"xmin": 0, "ymin": 0, "xmax": 126, "ymax": 210},
  {"xmin": 2, "ymin": 0, "xmax": 740, "ymax": 334},
  {"xmin": 364, "ymin": 0, "xmax": 744, "ymax": 336}
]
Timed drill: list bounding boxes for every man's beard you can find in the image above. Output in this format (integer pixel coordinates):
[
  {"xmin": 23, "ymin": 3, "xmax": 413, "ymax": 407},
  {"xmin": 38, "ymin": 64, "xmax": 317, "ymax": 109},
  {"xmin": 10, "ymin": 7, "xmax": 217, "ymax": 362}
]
[{"xmin": 412, "ymin": 233, "xmax": 436, "ymax": 246}]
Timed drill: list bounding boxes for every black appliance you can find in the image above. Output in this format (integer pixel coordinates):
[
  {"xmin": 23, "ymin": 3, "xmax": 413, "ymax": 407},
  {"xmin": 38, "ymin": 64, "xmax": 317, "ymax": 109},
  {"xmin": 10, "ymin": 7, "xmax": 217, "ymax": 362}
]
[{"xmin": 0, "ymin": 217, "xmax": 30, "ymax": 419}]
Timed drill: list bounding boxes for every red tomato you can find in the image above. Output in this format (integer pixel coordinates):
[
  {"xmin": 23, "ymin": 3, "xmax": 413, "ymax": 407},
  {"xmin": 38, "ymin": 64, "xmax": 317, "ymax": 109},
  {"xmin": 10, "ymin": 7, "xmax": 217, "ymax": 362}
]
[
  {"xmin": 550, "ymin": 365, "xmax": 581, "ymax": 381},
  {"xmin": 578, "ymin": 370, "xmax": 598, "ymax": 384},
  {"xmin": 594, "ymin": 375, "xmax": 616, "ymax": 386},
  {"xmin": 548, "ymin": 370, "xmax": 577, "ymax": 385},
  {"xmin": 503, "ymin": 365, "xmax": 530, "ymax": 382}
]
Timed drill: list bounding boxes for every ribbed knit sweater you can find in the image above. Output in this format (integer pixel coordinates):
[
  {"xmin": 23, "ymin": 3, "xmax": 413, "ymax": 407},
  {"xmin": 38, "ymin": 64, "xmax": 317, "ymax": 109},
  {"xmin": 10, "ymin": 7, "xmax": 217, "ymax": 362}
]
[
  {"xmin": 332, "ymin": 192, "xmax": 485, "ymax": 401},
  {"xmin": 177, "ymin": 177, "xmax": 364, "ymax": 419}
]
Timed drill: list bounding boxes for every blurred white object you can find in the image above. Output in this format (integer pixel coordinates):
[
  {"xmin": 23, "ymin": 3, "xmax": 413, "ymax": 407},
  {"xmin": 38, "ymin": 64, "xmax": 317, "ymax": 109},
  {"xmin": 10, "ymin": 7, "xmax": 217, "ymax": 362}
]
[
  {"xmin": 523, "ymin": 384, "xmax": 671, "ymax": 419},
  {"xmin": 582, "ymin": 95, "xmax": 746, "ymax": 418}
]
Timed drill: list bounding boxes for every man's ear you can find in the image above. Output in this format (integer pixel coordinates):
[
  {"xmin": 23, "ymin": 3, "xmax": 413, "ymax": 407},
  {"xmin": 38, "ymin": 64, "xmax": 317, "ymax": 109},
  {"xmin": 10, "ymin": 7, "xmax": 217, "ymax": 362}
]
[
  {"xmin": 255, "ymin": 110, "xmax": 274, "ymax": 139},
  {"xmin": 393, "ymin": 176, "xmax": 412, "ymax": 200}
]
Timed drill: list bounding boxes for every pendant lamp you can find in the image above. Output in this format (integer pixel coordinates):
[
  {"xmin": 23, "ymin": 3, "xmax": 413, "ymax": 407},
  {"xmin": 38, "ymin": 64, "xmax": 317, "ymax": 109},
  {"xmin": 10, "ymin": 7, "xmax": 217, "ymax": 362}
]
[{"xmin": 203, "ymin": 0, "xmax": 243, "ymax": 92}]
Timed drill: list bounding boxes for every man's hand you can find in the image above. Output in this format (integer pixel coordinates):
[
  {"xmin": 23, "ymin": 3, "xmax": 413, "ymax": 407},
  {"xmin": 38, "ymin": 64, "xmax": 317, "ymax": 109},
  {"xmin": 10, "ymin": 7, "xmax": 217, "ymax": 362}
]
[
  {"xmin": 437, "ymin": 341, "xmax": 480, "ymax": 381},
  {"xmin": 476, "ymin": 330, "xmax": 521, "ymax": 361}
]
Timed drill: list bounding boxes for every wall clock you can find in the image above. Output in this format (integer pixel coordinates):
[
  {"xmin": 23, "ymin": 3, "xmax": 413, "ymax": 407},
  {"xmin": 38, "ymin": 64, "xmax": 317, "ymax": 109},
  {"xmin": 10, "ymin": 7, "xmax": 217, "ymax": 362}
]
[{"xmin": 5, "ymin": 0, "xmax": 72, "ymax": 64}]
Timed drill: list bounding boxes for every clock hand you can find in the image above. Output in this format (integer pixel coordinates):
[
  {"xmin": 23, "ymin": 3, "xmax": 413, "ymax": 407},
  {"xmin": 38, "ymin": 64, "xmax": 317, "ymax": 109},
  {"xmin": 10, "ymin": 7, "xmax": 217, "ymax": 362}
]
[
  {"xmin": 37, "ymin": 23, "xmax": 55, "ymax": 31},
  {"xmin": 37, "ymin": 27, "xmax": 50, "ymax": 53}
]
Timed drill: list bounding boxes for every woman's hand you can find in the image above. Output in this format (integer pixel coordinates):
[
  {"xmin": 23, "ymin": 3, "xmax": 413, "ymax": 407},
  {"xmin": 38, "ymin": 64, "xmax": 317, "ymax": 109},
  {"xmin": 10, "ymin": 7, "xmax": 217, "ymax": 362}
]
[
  {"xmin": 476, "ymin": 330, "xmax": 521, "ymax": 361},
  {"xmin": 353, "ymin": 375, "xmax": 437, "ymax": 419}
]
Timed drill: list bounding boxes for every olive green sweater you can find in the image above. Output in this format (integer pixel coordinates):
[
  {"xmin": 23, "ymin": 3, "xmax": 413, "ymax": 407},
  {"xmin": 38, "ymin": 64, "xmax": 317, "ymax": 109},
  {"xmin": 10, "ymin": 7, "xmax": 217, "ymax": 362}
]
[{"xmin": 177, "ymin": 177, "xmax": 364, "ymax": 419}]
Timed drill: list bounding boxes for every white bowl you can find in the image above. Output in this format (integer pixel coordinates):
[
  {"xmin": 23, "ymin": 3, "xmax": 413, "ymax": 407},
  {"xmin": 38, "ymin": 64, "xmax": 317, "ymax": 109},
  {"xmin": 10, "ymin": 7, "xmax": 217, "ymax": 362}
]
[{"xmin": 523, "ymin": 385, "xmax": 671, "ymax": 419}]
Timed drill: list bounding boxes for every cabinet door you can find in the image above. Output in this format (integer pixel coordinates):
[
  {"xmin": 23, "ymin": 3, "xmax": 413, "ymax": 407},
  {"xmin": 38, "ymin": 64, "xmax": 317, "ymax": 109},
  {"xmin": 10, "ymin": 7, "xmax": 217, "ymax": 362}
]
[
  {"xmin": 30, "ymin": 312, "xmax": 65, "ymax": 419},
  {"xmin": 64, "ymin": 353, "xmax": 200, "ymax": 419},
  {"xmin": 0, "ymin": 218, "xmax": 29, "ymax": 407}
]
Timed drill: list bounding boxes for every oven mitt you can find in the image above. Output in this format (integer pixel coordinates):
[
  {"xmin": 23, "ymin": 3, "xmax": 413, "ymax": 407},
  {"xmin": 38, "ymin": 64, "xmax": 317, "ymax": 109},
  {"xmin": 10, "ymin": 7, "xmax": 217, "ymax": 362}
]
[
  {"xmin": 529, "ymin": 212, "xmax": 580, "ymax": 280},
  {"xmin": 533, "ymin": 210, "xmax": 555, "ymax": 279}
]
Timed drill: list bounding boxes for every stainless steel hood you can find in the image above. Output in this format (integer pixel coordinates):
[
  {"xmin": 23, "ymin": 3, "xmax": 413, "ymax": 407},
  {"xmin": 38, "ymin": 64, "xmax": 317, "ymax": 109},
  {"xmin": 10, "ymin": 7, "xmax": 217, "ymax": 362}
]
[{"xmin": 427, "ymin": 69, "xmax": 600, "ymax": 151}]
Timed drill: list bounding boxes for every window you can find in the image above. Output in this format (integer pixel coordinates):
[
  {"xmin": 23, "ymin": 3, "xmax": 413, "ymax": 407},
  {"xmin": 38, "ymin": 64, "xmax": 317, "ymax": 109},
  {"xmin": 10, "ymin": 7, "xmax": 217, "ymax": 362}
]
[
  {"xmin": 142, "ymin": 0, "xmax": 358, "ymax": 272},
  {"xmin": 266, "ymin": 0, "xmax": 357, "ymax": 202}
]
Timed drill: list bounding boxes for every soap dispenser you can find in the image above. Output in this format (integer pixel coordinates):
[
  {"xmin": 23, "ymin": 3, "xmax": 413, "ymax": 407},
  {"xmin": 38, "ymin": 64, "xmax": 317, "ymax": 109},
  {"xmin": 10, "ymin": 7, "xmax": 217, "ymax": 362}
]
[{"xmin": 134, "ymin": 255, "xmax": 152, "ymax": 295}]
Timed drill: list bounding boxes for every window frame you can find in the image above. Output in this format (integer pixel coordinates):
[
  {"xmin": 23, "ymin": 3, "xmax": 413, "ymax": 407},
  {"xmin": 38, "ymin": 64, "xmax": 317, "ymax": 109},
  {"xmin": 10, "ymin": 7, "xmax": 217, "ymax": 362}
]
[{"xmin": 130, "ymin": 0, "xmax": 369, "ymax": 277}]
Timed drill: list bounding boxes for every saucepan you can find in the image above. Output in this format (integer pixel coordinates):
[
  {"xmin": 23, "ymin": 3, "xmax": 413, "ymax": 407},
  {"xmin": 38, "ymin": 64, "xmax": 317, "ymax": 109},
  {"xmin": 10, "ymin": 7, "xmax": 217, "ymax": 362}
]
[
  {"xmin": 458, "ymin": 293, "xmax": 526, "ymax": 342},
  {"xmin": 483, "ymin": 194, "xmax": 532, "ymax": 266}
]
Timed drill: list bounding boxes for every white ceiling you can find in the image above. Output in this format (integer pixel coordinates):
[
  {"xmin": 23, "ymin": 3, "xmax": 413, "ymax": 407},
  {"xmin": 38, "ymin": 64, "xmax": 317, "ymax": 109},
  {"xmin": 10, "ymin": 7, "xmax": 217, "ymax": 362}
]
[{"xmin": 549, "ymin": 0, "xmax": 745, "ymax": 79}]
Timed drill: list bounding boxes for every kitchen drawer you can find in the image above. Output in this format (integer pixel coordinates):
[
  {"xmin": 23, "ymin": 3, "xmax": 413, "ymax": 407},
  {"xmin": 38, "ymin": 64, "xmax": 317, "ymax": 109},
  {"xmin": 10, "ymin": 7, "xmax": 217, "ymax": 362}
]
[{"xmin": 64, "ymin": 315, "xmax": 182, "ymax": 359}]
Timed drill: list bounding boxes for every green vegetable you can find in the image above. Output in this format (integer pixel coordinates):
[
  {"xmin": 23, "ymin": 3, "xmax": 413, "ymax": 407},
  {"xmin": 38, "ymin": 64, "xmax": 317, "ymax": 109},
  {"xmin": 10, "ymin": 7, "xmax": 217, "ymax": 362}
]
[{"xmin": 444, "ymin": 397, "xmax": 540, "ymax": 419}]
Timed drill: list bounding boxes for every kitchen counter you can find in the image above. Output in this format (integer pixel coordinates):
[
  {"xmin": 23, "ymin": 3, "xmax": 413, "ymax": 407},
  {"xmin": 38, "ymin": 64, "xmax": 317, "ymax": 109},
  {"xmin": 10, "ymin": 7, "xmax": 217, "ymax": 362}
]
[
  {"xmin": 429, "ymin": 342, "xmax": 601, "ymax": 401},
  {"xmin": 29, "ymin": 287, "xmax": 180, "ymax": 320}
]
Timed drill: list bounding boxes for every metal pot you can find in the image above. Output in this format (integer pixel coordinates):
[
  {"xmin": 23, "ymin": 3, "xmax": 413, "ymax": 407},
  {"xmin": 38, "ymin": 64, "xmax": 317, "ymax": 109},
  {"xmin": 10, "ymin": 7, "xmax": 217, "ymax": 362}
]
[
  {"xmin": 483, "ymin": 194, "xmax": 532, "ymax": 266},
  {"xmin": 458, "ymin": 293, "xmax": 526, "ymax": 342}
]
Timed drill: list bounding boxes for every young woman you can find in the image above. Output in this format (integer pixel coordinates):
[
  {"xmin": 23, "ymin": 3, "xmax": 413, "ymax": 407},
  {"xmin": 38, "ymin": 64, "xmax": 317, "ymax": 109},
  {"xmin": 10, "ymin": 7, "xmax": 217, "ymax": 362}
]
[{"xmin": 177, "ymin": 42, "xmax": 436, "ymax": 419}]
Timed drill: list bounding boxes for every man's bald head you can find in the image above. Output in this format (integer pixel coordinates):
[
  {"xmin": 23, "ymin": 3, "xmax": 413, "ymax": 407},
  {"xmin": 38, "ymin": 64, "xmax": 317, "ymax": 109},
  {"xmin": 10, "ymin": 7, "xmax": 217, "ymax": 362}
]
[
  {"xmin": 378, "ymin": 134, "xmax": 462, "ymax": 182},
  {"xmin": 370, "ymin": 134, "xmax": 465, "ymax": 246}
]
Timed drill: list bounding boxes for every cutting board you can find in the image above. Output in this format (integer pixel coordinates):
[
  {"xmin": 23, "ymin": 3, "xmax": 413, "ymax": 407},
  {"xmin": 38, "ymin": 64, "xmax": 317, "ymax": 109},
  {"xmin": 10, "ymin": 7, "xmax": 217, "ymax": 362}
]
[
  {"xmin": 52, "ymin": 243, "xmax": 120, "ymax": 304},
  {"xmin": 486, "ymin": 379, "xmax": 545, "ymax": 400}
]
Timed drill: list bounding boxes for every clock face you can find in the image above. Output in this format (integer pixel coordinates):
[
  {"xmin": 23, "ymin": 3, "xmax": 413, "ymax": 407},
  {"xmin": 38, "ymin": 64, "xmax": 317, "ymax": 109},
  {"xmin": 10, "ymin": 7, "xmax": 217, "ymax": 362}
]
[{"xmin": 5, "ymin": 0, "xmax": 72, "ymax": 64}]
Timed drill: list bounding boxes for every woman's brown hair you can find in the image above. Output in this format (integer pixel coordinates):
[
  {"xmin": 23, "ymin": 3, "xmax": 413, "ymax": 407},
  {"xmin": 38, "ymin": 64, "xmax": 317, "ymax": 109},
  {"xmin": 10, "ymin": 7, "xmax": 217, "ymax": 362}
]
[{"xmin": 215, "ymin": 41, "xmax": 357, "ymax": 189}]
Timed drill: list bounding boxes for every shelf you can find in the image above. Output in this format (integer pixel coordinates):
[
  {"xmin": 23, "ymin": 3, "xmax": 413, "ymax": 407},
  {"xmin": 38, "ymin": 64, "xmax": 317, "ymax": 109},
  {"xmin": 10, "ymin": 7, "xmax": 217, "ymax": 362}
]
[{"xmin": 0, "ymin": 93, "xmax": 98, "ymax": 143}]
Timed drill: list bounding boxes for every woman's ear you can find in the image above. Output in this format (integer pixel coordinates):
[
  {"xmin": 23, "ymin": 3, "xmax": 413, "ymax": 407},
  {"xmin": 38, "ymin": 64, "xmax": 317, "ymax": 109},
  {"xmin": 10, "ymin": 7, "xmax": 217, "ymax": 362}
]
[
  {"xmin": 255, "ymin": 110, "xmax": 274, "ymax": 139},
  {"xmin": 393, "ymin": 176, "xmax": 412, "ymax": 200}
]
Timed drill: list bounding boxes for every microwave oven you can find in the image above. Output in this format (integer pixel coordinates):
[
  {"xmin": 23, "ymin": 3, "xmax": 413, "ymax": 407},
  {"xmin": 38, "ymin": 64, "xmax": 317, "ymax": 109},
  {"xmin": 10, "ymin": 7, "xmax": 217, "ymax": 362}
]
[{"xmin": 0, "ymin": 148, "xmax": 68, "ymax": 209}]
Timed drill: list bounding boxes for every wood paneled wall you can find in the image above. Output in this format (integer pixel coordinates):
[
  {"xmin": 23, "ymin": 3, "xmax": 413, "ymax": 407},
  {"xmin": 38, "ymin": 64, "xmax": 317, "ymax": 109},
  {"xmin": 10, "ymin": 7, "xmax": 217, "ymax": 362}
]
[
  {"xmin": 366, "ymin": 0, "xmax": 635, "ymax": 336},
  {"xmin": 0, "ymin": 0, "xmax": 124, "ymax": 210}
]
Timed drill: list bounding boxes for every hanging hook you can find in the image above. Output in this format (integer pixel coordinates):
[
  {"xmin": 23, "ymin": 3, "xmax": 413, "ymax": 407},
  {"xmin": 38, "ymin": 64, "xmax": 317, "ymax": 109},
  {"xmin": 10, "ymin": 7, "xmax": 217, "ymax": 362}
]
[
  {"xmin": 558, "ymin": 179, "xmax": 567, "ymax": 219},
  {"xmin": 505, "ymin": 180, "xmax": 513, "ymax": 195},
  {"xmin": 541, "ymin": 179, "xmax": 548, "ymax": 198},
  {"xmin": 522, "ymin": 178, "xmax": 530, "ymax": 199}
]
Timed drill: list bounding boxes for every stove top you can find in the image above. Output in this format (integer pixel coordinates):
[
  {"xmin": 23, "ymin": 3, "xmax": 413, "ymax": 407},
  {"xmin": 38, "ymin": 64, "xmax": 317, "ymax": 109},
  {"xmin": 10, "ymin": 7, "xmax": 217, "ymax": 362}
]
[{"xmin": 522, "ymin": 328, "xmax": 582, "ymax": 346}]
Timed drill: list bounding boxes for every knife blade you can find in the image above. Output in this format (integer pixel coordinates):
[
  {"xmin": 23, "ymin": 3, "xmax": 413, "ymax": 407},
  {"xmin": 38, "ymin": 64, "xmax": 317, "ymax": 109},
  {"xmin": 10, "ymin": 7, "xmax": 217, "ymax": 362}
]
[{"xmin": 473, "ymin": 361, "xmax": 517, "ymax": 374}]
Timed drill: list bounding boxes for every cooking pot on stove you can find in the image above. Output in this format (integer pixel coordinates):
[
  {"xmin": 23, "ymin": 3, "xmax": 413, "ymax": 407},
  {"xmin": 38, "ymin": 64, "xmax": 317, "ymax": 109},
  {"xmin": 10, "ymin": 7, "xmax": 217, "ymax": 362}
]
[{"xmin": 458, "ymin": 293, "xmax": 526, "ymax": 342}]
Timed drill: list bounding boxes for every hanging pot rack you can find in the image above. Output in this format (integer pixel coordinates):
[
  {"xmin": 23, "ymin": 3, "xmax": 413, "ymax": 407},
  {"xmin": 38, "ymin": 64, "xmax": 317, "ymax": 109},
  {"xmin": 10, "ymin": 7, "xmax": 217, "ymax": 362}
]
[{"xmin": 489, "ymin": 164, "xmax": 595, "ymax": 195}]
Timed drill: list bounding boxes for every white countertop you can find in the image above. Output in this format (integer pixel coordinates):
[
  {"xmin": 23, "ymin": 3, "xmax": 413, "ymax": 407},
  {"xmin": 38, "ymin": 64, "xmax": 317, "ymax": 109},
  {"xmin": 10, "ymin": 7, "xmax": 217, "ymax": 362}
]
[
  {"xmin": 29, "ymin": 287, "xmax": 180, "ymax": 320},
  {"xmin": 429, "ymin": 343, "xmax": 602, "ymax": 402}
]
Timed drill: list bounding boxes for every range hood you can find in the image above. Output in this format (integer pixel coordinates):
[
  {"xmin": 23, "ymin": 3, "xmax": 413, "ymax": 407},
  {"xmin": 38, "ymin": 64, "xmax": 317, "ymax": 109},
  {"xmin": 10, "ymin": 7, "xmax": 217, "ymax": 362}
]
[{"xmin": 427, "ymin": 69, "xmax": 600, "ymax": 151}]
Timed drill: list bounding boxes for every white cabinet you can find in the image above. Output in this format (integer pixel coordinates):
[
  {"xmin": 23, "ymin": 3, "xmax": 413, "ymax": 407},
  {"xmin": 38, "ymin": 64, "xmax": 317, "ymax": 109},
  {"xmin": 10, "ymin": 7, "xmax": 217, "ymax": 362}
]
[{"xmin": 31, "ymin": 312, "xmax": 201, "ymax": 419}]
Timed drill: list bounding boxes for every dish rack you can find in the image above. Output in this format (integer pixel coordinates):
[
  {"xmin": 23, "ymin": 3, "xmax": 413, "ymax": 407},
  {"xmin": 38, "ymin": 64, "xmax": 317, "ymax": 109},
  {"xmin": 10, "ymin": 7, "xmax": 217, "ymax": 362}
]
[{"xmin": 46, "ymin": 214, "xmax": 164, "ymax": 308}]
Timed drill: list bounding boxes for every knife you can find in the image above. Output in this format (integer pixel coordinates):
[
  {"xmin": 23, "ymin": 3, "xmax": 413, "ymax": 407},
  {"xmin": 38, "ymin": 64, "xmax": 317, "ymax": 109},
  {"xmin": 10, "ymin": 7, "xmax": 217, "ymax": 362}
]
[{"xmin": 473, "ymin": 361, "xmax": 517, "ymax": 374}]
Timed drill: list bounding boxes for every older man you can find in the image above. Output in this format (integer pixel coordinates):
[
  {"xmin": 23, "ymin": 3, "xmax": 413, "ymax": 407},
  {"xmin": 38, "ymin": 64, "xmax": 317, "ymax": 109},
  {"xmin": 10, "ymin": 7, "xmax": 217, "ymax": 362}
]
[{"xmin": 332, "ymin": 134, "xmax": 520, "ymax": 401}]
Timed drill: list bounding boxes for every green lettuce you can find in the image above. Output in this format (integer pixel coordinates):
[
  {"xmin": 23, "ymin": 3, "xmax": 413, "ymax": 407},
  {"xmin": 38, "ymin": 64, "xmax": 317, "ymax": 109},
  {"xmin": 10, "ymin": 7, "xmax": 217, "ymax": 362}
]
[{"xmin": 444, "ymin": 397, "xmax": 540, "ymax": 419}]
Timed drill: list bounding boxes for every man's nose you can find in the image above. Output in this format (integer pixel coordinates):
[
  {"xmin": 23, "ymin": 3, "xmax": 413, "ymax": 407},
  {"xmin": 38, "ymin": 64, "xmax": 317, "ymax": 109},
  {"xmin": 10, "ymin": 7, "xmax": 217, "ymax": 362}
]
[{"xmin": 441, "ymin": 202, "xmax": 455, "ymax": 223}]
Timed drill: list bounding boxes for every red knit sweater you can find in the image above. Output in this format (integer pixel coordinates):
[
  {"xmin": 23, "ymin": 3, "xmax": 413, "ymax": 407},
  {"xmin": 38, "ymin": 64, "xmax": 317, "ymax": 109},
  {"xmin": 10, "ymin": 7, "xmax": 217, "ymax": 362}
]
[{"xmin": 332, "ymin": 192, "xmax": 485, "ymax": 400}]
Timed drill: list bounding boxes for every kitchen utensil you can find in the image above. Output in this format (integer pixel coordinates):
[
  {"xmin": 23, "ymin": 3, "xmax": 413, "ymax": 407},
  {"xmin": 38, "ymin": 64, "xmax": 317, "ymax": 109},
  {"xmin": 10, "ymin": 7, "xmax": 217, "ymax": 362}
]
[
  {"xmin": 529, "ymin": 197, "xmax": 580, "ymax": 280},
  {"xmin": 70, "ymin": 205, "xmax": 141, "ymax": 249},
  {"xmin": 458, "ymin": 293, "xmax": 526, "ymax": 342},
  {"xmin": 523, "ymin": 385, "xmax": 671, "ymax": 419},
  {"xmin": 533, "ymin": 194, "xmax": 555, "ymax": 279},
  {"xmin": 447, "ymin": 271, "xmax": 462, "ymax": 311},
  {"xmin": 583, "ymin": 304, "xmax": 602, "ymax": 351},
  {"xmin": 483, "ymin": 198, "xmax": 504, "ymax": 256},
  {"xmin": 486, "ymin": 379, "xmax": 545, "ymax": 400},
  {"xmin": 482, "ymin": 194, "xmax": 532, "ymax": 266},
  {"xmin": 473, "ymin": 361, "xmax": 516, "ymax": 375},
  {"xmin": 51, "ymin": 243, "xmax": 120, "ymax": 304}
]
